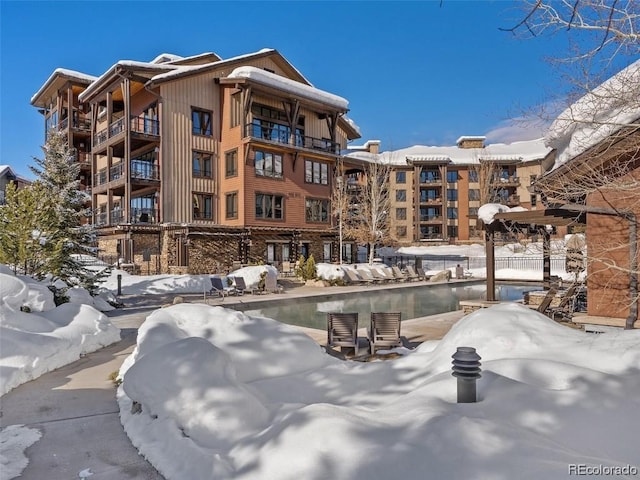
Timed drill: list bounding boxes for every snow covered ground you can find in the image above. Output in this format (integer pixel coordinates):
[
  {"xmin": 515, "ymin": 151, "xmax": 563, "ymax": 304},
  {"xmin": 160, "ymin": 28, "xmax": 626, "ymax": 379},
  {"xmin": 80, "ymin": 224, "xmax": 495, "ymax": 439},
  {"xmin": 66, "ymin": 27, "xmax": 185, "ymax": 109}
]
[{"xmin": 4, "ymin": 239, "xmax": 636, "ymax": 479}]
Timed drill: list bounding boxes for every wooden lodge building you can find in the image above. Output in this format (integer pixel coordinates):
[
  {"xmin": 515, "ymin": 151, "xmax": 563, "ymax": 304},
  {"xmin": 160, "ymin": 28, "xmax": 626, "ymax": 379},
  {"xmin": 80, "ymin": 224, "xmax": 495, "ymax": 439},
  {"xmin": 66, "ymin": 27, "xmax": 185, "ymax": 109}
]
[{"xmin": 31, "ymin": 49, "xmax": 362, "ymax": 274}]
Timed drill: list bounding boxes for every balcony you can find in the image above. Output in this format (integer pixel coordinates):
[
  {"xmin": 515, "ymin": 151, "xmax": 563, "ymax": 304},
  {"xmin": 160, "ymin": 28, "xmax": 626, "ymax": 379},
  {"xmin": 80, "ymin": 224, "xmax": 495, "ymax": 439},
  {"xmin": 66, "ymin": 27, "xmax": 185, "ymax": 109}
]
[
  {"xmin": 131, "ymin": 161, "xmax": 160, "ymax": 181},
  {"xmin": 491, "ymin": 175, "xmax": 520, "ymax": 187},
  {"xmin": 419, "ymin": 215, "xmax": 442, "ymax": 223},
  {"xmin": 95, "ymin": 208, "xmax": 159, "ymax": 227},
  {"xmin": 419, "ymin": 176, "xmax": 441, "ymax": 185},
  {"xmin": 93, "ymin": 115, "xmax": 160, "ymax": 148},
  {"xmin": 244, "ymin": 123, "xmax": 340, "ymax": 154},
  {"xmin": 420, "ymin": 197, "xmax": 442, "ymax": 204}
]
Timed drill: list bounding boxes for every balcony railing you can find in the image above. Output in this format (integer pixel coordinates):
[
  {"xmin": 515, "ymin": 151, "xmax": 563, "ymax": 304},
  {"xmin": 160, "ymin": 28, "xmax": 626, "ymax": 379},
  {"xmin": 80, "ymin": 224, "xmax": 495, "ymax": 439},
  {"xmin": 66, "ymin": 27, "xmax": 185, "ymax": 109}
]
[
  {"xmin": 131, "ymin": 116, "xmax": 159, "ymax": 136},
  {"xmin": 491, "ymin": 175, "xmax": 520, "ymax": 186},
  {"xmin": 131, "ymin": 161, "xmax": 160, "ymax": 181},
  {"xmin": 419, "ymin": 215, "xmax": 442, "ymax": 222},
  {"xmin": 93, "ymin": 115, "xmax": 160, "ymax": 147},
  {"xmin": 245, "ymin": 123, "xmax": 340, "ymax": 154},
  {"xmin": 419, "ymin": 176, "xmax": 441, "ymax": 184},
  {"xmin": 130, "ymin": 208, "xmax": 158, "ymax": 223},
  {"xmin": 94, "ymin": 162, "xmax": 159, "ymax": 186},
  {"xmin": 420, "ymin": 197, "xmax": 442, "ymax": 204},
  {"xmin": 95, "ymin": 208, "xmax": 158, "ymax": 226}
]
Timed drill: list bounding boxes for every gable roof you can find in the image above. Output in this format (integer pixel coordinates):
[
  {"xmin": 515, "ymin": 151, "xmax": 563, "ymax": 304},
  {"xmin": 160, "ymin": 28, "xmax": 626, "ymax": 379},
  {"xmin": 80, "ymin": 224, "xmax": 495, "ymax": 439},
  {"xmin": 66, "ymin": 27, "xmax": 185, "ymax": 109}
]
[{"xmin": 31, "ymin": 68, "xmax": 98, "ymax": 107}]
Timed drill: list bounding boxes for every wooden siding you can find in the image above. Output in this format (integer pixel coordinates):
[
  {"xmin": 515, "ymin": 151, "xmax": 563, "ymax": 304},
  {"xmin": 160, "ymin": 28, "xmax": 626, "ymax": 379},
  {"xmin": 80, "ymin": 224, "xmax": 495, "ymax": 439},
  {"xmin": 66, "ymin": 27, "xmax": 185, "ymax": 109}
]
[{"xmin": 160, "ymin": 72, "xmax": 219, "ymax": 223}]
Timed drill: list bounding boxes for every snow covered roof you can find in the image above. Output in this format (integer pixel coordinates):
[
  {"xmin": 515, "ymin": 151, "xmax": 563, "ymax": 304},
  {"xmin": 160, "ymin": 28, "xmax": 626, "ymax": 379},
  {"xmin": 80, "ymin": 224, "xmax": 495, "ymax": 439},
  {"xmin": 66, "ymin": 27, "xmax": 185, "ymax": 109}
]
[
  {"xmin": 31, "ymin": 68, "xmax": 97, "ymax": 105},
  {"xmin": 0, "ymin": 165, "xmax": 16, "ymax": 178},
  {"xmin": 545, "ymin": 59, "xmax": 640, "ymax": 170},
  {"xmin": 79, "ymin": 61, "xmax": 179, "ymax": 102},
  {"xmin": 226, "ymin": 66, "xmax": 349, "ymax": 111},
  {"xmin": 345, "ymin": 138, "xmax": 550, "ymax": 166},
  {"xmin": 150, "ymin": 53, "xmax": 184, "ymax": 64}
]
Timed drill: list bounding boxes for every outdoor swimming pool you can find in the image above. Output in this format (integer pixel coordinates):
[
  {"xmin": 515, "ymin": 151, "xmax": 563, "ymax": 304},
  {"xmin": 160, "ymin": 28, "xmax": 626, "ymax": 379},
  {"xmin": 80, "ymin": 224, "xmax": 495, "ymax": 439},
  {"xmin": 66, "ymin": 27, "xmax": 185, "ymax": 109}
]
[{"xmin": 237, "ymin": 283, "xmax": 541, "ymax": 330}]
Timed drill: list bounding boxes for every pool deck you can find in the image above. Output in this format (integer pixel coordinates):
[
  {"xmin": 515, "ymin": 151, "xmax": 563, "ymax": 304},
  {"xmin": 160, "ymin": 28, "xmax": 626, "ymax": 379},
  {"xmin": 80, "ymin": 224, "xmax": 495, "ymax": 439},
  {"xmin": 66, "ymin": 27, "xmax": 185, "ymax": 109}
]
[{"xmin": 118, "ymin": 277, "xmax": 478, "ymax": 349}]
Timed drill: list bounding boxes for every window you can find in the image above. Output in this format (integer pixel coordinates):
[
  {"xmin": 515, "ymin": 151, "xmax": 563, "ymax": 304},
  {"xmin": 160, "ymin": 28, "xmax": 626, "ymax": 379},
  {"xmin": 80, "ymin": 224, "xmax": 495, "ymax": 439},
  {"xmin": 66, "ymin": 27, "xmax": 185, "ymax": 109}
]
[
  {"xmin": 225, "ymin": 192, "xmax": 238, "ymax": 219},
  {"xmin": 225, "ymin": 149, "xmax": 238, "ymax": 177},
  {"xmin": 447, "ymin": 207, "xmax": 458, "ymax": 219},
  {"xmin": 469, "ymin": 189, "xmax": 480, "ymax": 201},
  {"xmin": 530, "ymin": 194, "xmax": 537, "ymax": 207},
  {"xmin": 230, "ymin": 93, "xmax": 241, "ymax": 128},
  {"xmin": 396, "ymin": 226, "xmax": 407, "ymax": 238},
  {"xmin": 254, "ymin": 150, "xmax": 283, "ymax": 179},
  {"xmin": 256, "ymin": 193, "xmax": 284, "ymax": 220},
  {"xmin": 193, "ymin": 193, "xmax": 213, "ymax": 220},
  {"xmin": 192, "ymin": 151, "xmax": 212, "ymax": 178},
  {"xmin": 304, "ymin": 159, "xmax": 329, "ymax": 185},
  {"xmin": 305, "ymin": 198, "xmax": 330, "ymax": 223},
  {"xmin": 396, "ymin": 208, "xmax": 407, "ymax": 220},
  {"xmin": 192, "ymin": 108, "xmax": 212, "ymax": 136},
  {"xmin": 396, "ymin": 189, "xmax": 406, "ymax": 202},
  {"xmin": 447, "ymin": 171, "xmax": 458, "ymax": 183},
  {"xmin": 468, "ymin": 170, "xmax": 479, "ymax": 183},
  {"xmin": 395, "ymin": 171, "xmax": 406, "ymax": 184},
  {"xmin": 447, "ymin": 189, "xmax": 458, "ymax": 201},
  {"xmin": 468, "ymin": 207, "xmax": 479, "ymax": 217},
  {"xmin": 447, "ymin": 226, "xmax": 458, "ymax": 238}
]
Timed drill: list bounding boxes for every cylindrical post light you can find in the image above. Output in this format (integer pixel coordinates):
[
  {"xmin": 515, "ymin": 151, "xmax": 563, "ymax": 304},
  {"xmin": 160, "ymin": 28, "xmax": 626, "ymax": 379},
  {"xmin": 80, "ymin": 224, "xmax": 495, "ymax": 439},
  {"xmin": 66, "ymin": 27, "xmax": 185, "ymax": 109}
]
[{"xmin": 452, "ymin": 347, "xmax": 482, "ymax": 403}]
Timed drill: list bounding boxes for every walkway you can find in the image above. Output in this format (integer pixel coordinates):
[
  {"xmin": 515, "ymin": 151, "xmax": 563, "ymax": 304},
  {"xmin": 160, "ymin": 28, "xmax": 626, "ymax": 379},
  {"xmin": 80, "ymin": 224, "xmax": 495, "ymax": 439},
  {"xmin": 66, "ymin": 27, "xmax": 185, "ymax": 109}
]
[{"xmin": 1, "ymin": 280, "xmax": 471, "ymax": 480}]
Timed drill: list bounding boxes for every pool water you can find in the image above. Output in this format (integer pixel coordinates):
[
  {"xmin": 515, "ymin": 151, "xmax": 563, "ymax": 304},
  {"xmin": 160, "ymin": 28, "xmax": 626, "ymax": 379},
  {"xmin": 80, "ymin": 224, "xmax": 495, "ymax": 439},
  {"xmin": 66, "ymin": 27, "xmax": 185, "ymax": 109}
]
[{"xmin": 238, "ymin": 283, "xmax": 540, "ymax": 330}]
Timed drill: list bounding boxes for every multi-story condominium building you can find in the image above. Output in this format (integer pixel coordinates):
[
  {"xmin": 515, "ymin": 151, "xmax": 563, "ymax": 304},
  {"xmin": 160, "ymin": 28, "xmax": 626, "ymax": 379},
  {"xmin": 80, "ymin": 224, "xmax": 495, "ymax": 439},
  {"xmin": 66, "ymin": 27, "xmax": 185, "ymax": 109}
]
[
  {"xmin": 31, "ymin": 49, "xmax": 361, "ymax": 274},
  {"xmin": 345, "ymin": 136, "xmax": 552, "ymax": 244}
]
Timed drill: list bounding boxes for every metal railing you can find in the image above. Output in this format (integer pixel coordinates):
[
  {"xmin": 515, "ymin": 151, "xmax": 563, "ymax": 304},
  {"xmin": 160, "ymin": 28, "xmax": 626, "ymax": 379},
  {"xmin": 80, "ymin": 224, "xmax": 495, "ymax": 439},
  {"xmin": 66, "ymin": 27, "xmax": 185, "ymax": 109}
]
[
  {"xmin": 376, "ymin": 254, "xmax": 569, "ymax": 273},
  {"xmin": 245, "ymin": 122, "xmax": 340, "ymax": 154},
  {"xmin": 93, "ymin": 115, "xmax": 159, "ymax": 147},
  {"xmin": 131, "ymin": 161, "xmax": 159, "ymax": 181},
  {"xmin": 131, "ymin": 116, "xmax": 159, "ymax": 136}
]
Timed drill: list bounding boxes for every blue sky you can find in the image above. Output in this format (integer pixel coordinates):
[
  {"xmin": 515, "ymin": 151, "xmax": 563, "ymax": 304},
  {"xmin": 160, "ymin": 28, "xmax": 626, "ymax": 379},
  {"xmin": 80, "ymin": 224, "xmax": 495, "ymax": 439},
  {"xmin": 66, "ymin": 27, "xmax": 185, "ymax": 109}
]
[{"xmin": 2, "ymin": 1, "xmax": 574, "ymax": 178}]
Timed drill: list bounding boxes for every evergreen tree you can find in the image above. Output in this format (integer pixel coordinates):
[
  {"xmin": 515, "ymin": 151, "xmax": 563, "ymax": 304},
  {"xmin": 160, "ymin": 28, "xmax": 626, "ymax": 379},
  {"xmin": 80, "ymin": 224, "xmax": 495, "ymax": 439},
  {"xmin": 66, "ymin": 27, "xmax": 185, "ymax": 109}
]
[
  {"xmin": 0, "ymin": 182, "xmax": 51, "ymax": 275},
  {"xmin": 29, "ymin": 130, "xmax": 98, "ymax": 287}
]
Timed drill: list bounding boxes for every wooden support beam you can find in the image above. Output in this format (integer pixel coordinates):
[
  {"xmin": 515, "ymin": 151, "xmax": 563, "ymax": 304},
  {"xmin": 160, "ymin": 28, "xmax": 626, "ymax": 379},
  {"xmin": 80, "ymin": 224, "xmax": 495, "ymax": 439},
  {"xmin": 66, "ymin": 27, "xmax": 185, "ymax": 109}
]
[
  {"xmin": 485, "ymin": 226, "xmax": 496, "ymax": 301},
  {"xmin": 542, "ymin": 228, "xmax": 551, "ymax": 290}
]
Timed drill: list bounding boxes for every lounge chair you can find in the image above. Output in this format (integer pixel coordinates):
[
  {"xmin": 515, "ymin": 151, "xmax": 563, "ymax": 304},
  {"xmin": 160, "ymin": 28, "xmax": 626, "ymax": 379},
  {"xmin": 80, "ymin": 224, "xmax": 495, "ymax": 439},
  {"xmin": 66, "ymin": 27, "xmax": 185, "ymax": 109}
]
[
  {"xmin": 359, "ymin": 269, "xmax": 384, "ymax": 284},
  {"xmin": 546, "ymin": 284, "xmax": 580, "ymax": 322},
  {"xmin": 210, "ymin": 276, "xmax": 237, "ymax": 297},
  {"xmin": 391, "ymin": 266, "xmax": 409, "ymax": 282},
  {"xmin": 535, "ymin": 287, "xmax": 558, "ymax": 313},
  {"xmin": 379, "ymin": 266, "xmax": 399, "ymax": 282},
  {"xmin": 368, "ymin": 312, "xmax": 402, "ymax": 355},
  {"xmin": 265, "ymin": 274, "xmax": 284, "ymax": 293},
  {"xmin": 405, "ymin": 265, "xmax": 421, "ymax": 281},
  {"xmin": 416, "ymin": 267, "xmax": 431, "ymax": 281},
  {"xmin": 345, "ymin": 269, "xmax": 372, "ymax": 285},
  {"xmin": 327, "ymin": 313, "xmax": 360, "ymax": 356},
  {"xmin": 232, "ymin": 276, "xmax": 259, "ymax": 295},
  {"xmin": 371, "ymin": 268, "xmax": 392, "ymax": 283}
]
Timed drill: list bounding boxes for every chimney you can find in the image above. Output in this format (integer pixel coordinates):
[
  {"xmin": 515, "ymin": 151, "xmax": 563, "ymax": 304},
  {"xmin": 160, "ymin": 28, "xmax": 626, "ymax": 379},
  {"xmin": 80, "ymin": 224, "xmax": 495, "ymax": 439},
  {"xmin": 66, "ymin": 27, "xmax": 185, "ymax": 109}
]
[
  {"xmin": 365, "ymin": 140, "xmax": 381, "ymax": 154},
  {"xmin": 456, "ymin": 136, "xmax": 486, "ymax": 149}
]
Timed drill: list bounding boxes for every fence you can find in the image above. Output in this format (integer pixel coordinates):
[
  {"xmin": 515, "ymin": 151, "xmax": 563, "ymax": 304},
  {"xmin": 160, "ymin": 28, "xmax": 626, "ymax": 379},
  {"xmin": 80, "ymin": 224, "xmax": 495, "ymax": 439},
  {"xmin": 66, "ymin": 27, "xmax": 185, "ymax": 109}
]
[{"xmin": 376, "ymin": 255, "xmax": 568, "ymax": 273}]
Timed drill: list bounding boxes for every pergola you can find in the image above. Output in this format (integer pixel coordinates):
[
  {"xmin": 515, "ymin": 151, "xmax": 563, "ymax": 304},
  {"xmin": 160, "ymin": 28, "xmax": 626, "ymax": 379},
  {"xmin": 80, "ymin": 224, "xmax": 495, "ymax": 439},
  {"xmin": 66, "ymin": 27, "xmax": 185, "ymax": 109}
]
[{"xmin": 483, "ymin": 207, "xmax": 586, "ymax": 302}]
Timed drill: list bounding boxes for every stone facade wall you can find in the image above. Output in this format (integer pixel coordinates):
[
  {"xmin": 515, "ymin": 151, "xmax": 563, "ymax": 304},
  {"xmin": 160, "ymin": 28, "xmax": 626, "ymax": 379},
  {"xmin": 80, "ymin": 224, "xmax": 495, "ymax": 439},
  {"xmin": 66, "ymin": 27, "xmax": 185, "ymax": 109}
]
[{"xmin": 188, "ymin": 236, "xmax": 240, "ymax": 274}]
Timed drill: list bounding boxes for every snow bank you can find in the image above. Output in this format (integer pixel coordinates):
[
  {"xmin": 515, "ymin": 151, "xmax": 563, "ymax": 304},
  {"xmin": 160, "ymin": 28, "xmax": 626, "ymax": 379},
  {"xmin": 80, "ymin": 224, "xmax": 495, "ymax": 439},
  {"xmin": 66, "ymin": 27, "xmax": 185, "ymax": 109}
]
[{"xmin": 118, "ymin": 302, "xmax": 640, "ymax": 480}]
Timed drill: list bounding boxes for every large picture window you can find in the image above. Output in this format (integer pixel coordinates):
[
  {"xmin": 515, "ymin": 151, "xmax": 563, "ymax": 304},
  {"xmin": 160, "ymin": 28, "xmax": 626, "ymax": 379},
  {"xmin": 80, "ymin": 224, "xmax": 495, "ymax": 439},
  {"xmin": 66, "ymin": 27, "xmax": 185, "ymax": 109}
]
[
  {"xmin": 255, "ymin": 193, "xmax": 284, "ymax": 220},
  {"xmin": 192, "ymin": 151, "xmax": 212, "ymax": 178},
  {"xmin": 395, "ymin": 171, "xmax": 406, "ymax": 184},
  {"xmin": 192, "ymin": 108, "xmax": 212, "ymax": 136},
  {"xmin": 255, "ymin": 150, "xmax": 283, "ymax": 179},
  {"xmin": 306, "ymin": 198, "xmax": 330, "ymax": 223},
  {"xmin": 193, "ymin": 193, "xmax": 213, "ymax": 220},
  {"xmin": 304, "ymin": 159, "xmax": 328, "ymax": 185}
]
